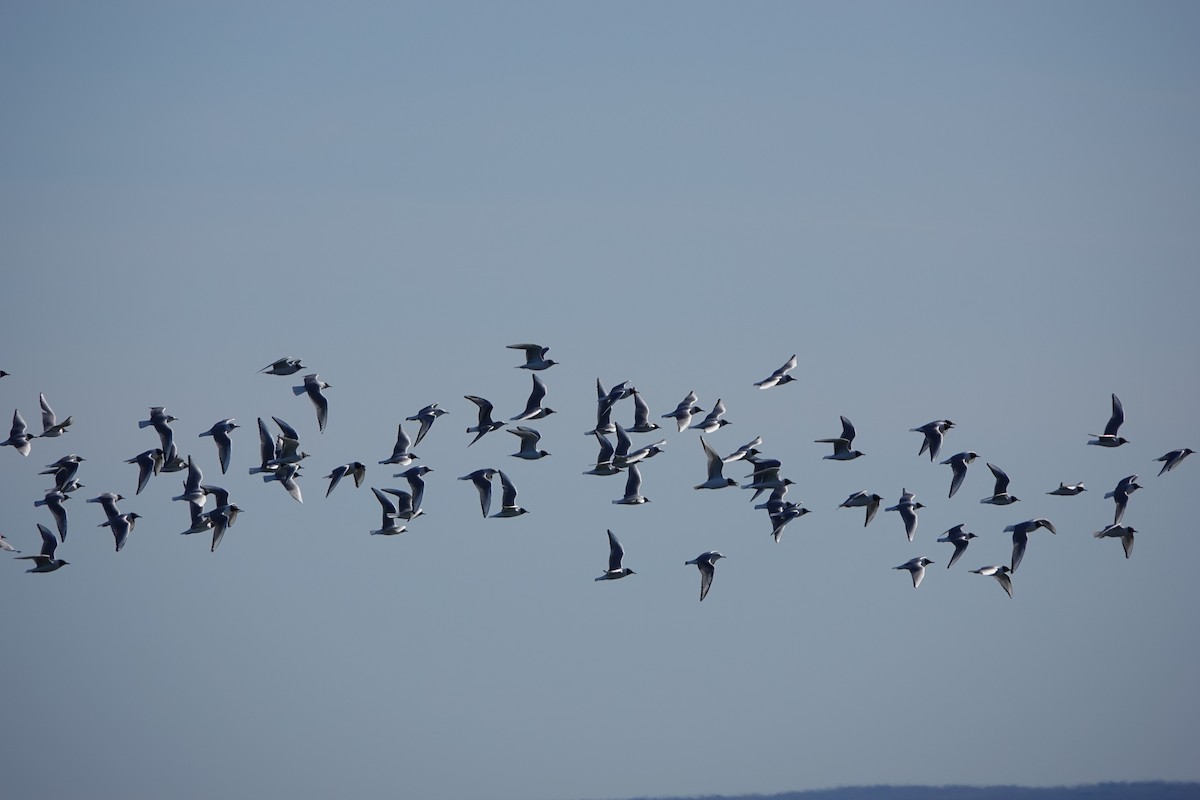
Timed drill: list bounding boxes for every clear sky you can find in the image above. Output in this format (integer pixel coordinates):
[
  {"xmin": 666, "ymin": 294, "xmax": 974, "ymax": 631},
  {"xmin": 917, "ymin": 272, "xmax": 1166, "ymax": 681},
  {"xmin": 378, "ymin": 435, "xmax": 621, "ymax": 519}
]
[{"xmin": 2, "ymin": 3, "xmax": 1199, "ymax": 799}]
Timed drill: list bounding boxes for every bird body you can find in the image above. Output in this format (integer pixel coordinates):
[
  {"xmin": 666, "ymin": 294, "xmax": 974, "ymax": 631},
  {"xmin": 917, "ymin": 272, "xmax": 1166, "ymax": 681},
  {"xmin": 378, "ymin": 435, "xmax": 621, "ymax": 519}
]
[
  {"xmin": 1087, "ymin": 393, "xmax": 1128, "ymax": 447},
  {"xmin": 595, "ymin": 529, "xmax": 635, "ymax": 580},
  {"xmin": 894, "ymin": 557, "xmax": 934, "ymax": 588},
  {"xmin": 885, "ymin": 489, "xmax": 925, "ymax": 541},
  {"xmin": 685, "ymin": 551, "xmax": 725, "ymax": 601}
]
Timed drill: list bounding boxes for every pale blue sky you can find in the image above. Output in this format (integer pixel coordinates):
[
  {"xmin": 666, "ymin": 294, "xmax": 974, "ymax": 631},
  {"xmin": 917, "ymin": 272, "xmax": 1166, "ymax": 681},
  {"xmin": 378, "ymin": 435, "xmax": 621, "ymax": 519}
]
[{"xmin": 2, "ymin": 3, "xmax": 1199, "ymax": 799}]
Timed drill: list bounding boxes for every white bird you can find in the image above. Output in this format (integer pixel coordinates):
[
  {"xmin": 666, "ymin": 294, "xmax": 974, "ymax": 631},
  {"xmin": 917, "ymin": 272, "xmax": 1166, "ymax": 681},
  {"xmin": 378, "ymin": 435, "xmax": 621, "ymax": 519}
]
[
  {"xmin": 980, "ymin": 462, "xmax": 1019, "ymax": 505},
  {"xmin": 940, "ymin": 451, "xmax": 979, "ymax": 498},
  {"xmin": 369, "ymin": 487, "xmax": 408, "ymax": 536},
  {"xmin": 464, "ymin": 395, "xmax": 505, "ymax": 446},
  {"xmin": 690, "ymin": 398, "xmax": 731, "ymax": 433},
  {"xmin": 971, "ymin": 565, "xmax": 1013, "ymax": 598},
  {"xmin": 626, "ymin": 389, "xmax": 662, "ymax": 434},
  {"xmin": 37, "ymin": 393, "xmax": 73, "ymax": 438},
  {"xmin": 260, "ymin": 357, "xmax": 306, "ymax": 375},
  {"xmin": 885, "ymin": 489, "xmax": 925, "ymax": 541},
  {"xmin": 264, "ymin": 463, "xmax": 303, "ymax": 503},
  {"xmin": 508, "ymin": 426, "xmax": 550, "ymax": 460},
  {"xmin": 0, "ymin": 533, "xmax": 19, "ymax": 552},
  {"xmin": 768, "ymin": 502, "xmax": 811, "ymax": 543},
  {"xmin": 662, "ymin": 390, "xmax": 703, "ymax": 433},
  {"xmin": 583, "ymin": 432, "xmax": 621, "ymax": 476},
  {"xmin": 139, "ymin": 407, "xmax": 178, "ymax": 462},
  {"xmin": 510, "ymin": 374, "xmax": 555, "ymax": 421},
  {"xmin": 40, "ymin": 454, "xmax": 84, "ymax": 492},
  {"xmin": 324, "ymin": 461, "xmax": 367, "ymax": 497},
  {"xmin": 1047, "ymin": 482, "xmax": 1086, "ymax": 496},
  {"xmin": 459, "ymin": 468, "xmax": 498, "ymax": 517},
  {"xmin": 394, "ymin": 465, "xmax": 432, "ymax": 515},
  {"xmin": 1088, "ymin": 393, "xmax": 1128, "ymax": 447},
  {"xmin": 507, "ymin": 343, "xmax": 558, "ymax": 371},
  {"xmin": 1105, "ymin": 474, "xmax": 1142, "ymax": 525},
  {"xmin": 172, "ymin": 456, "xmax": 207, "ymax": 507},
  {"xmin": 406, "ymin": 403, "xmax": 448, "ymax": 448},
  {"xmin": 202, "ymin": 504, "xmax": 241, "ymax": 552},
  {"xmin": 293, "ymin": 374, "xmax": 331, "ymax": 433},
  {"xmin": 937, "ymin": 524, "xmax": 978, "ymax": 569},
  {"xmin": 1, "ymin": 409, "xmax": 33, "ymax": 456},
  {"xmin": 695, "ymin": 436, "xmax": 737, "ymax": 490},
  {"xmin": 815, "ymin": 416, "xmax": 864, "ymax": 460},
  {"xmin": 379, "ymin": 422, "xmax": 418, "ymax": 466},
  {"xmin": 490, "ymin": 470, "xmax": 528, "ymax": 517},
  {"xmin": 1155, "ymin": 448, "xmax": 1194, "ymax": 476},
  {"xmin": 99, "ymin": 512, "xmax": 142, "ymax": 552},
  {"xmin": 34, "ymin": 489, "xmax": 70, "ymax": 542},
  {"xmin": 1093, "ymin": 524, "xmax": 1136, "ymax": 559},
  {"xmin": 754, "ymin": 354, "xmax": 797, "ymax": 389},
  {"xmin": 86, "ymin": 492, "xmax": 126, "ymax": 523},
  {"xmin": 685, "ymin": 551, "xmax": 725, "ymax": 601},
  {"xmin": 723, "ymin": 436, "xmax": 762, "ymax": 464},
  {"xmin": 1005, "ymin": 518, "xmax": 1056, "ymax": 573},
  {"xmin": 612, "ymin": 463, "xmax": 650, "ymax": 505},
  {"xmin": 16, "ymin": 524, "xmax": 68, "ymax": 573},
  {"xmin": 622, "ymin": 436, "xmax": 667, "ymax": 468},
  {"xmin": 894, "ymin": 556, "xmax": 934, "ymax": 589},
  {"xmin": 911, "ymin": 419, "xmax": 954, "ymax": 461},
  {"xmin": 199, "ymin": 418, "xmax": 239, "ymax": 474},
  {"xmin": 595, "ymin": 529, "xmax": 636, "ymax": 581},
  {"xmin": 839, "ymin": 491, "xmax": 883, "ymax": 527},
  {"xmin": 380, "ymin": 487, "xmax": 424, "ymax": 522}
]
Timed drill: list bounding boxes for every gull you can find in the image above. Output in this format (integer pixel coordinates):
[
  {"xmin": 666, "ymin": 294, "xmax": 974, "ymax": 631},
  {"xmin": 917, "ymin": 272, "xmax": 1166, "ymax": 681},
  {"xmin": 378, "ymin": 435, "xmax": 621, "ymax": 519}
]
[
  {"xmin": 937, "ymin": 524, "xmax": 978, "ymax": 569},
  {"xmin": 126, "ymin": 449, "xmax": 164, "ymax": 494},
  {"xmin": 160, "ymin": 451, "xmax": 189, "ymax": 473},
  {"xmin": 911, "ymin": 419, "xmax": 954, "ymax": 461},
  {"xmin": 36, "ymin": 393, "xmax": 73, "ymax": 438},
  {"xmin": 980, "ymin": 462, "xmax": 1019, "ymax": 505},
  {"xmin": 199, "ymin": 418, "xmax": 239, "ymax": 474},
  {"xmin": 381, "ymin": 488, "xmax": 424, "ymax": 521},
  {"xmin": 690, "ymin": 398, "xmax": 731, "ymax": 433},
  {"xmin": 754, "ymin": 354, "xmax": 797, "ymax": 389},
  {"xmin": 723, "ymin": 436, "xmax": 762, "ymax": 464},
  {"xmin": 172, "ymin": 456, "xmax": 207, "ymax": 507},
  {"xmin": 1105, "ymin": 474, "xmax": 1141, "ymax": 525},
  {"xmin": 583, "ymin": 432, "xmax": 621, "ymax": 476},
  {"xmin": 34, "ymin": 489, "xmax": 70, "ymax": 542},
  {"xmin": 1047, "ymin": 482, "xmax": 1086, "ymax": 496},
  {"xmin": 815, "ymin": 416, "xmax": 864, "ymax": 461},
  {"xmin": 971, "ymin": 565, "xmax": 1013, "ymax": 598},
  {"xmin": 885, "ymin": 489, "xmax": 925, "ymax": 542},
  {"xmin": 894, "ymin": 557, "xmax": 934, "ymax": 589},
  {"xmin": 139, "ymin": 407, "xmax": 178, "ymax": 462},
  {"xmin": 768, "ymin": 502, "xmax": 811, "ymax": 543},
  {"xmin": 16, "ymin": 524, "xmax": 68, "ymax": 573},
  {"xmin": 839, "ymin": 491, "xmax": 884, "ymax": 527},
  {"xmin": 508, "ymin": 426, "xmax": 550, "ymax": 460},
  {"xmin": 662, "ymin": 390, "xmax": 704, "ymax": 433},
  {"xmin": 249, "ymin": 417, "xmax": 281, "ymax": 474},
  {"xmin": 265, "ymin": 432, "xmax": 309, "ymax": 468},
  {"xmin": 0, "ymin": 533, "xmax": 19, "ymax": 552},
  {"xmin": 263, "ymin": 463, "xmax": 303, "ymax": 503},
  {"xmin": 612, "ymin": 463, "xmax": 650, "ymax": 505},
  {"xmin": 1, "ymin": 409, "xmax": 33, "ymax": 456},
  {"xmin": 394, "ymin": 465, "xmax": 432, "ymax": 515},
  {"xmin": 1005, "ymin": 518, "xmax": 1056, "ymax": 573},
  {"xmin": 507, "ymin": 342, "xmax": 558, "ymax": 370},
  {"xmin": 585, "ymin": 379, "xmax": 630, "ymax": 436},
  {"xmin": 940, "ymin": 451, "xmax": 979, "ymax": 499},
  {"xmin": 695, "ymin": 436, "xmax": 737, "ymax": 490},
  {"xmin": 464, "ymin": 395, "xmax": 505, "ymax": 446},
  {"xmin": 260, "ymin": 357, "xmax": 306, "ymax": 375},
  {"xmin": 406, "ymin": 403, "xmax": 448, "ymax": 448},
  {"xmin": 99, "ymin": 511, "xmax": 141, "ymax": 552},
  {"xmin": 324, "ymin": 461, "xmax": 367, "ymax": 497},
  {"xmin": 369, "ymin": 487, "xmax": 407, "ymax": 536},
  {"xmin": 741, "ymin": 459, "xmax": 791, "ymax": 496},
  {"xmin": 754, "ymin": 482, "xmax": 797, "ymax": 515},
  {"xmin": 626, "ymin": 389, "xmax": 662, "ymax": 433},
  {"xmin": 293, "ymin": 374, "xmax": 331, "ymax": 432},
  {"xmin": 86, "ymin": 492, "xmax": 125, "ymax": 523},
  {"xmin": 1094, "ymin": 524, "xmax": 1136, "ymax": 559},
  {"xmin": 685, "ymin": 551, "xmax": 725, "ymax": 601},
  {"xmin": 1088, "ymin": 393, "xmax": 1128, "ymax": 447},
  {"xmin": 491, "ymin": 470, "xmax": 528, "ymax": 517},
  {"xmin": 1155, "ymin": 448, "xmax": 1194, "ymax": 476},
  {"xmin": 510, "ymin": 374, "xmax": 555, "ymax": 421},
  {"xmin": 611, "ymin": 424, "xmax": 636, "ymax": 468},
  {"xmin": 199, "ymin": 504, "xmax": 241, "ymax": 552},
  {"xmin": 379, "ymin": 422, "xmax": 418, "ymax": 466},
  {"xmin": 622, "ymin": 436, "xmax": 667, "ymax": 467},
  {"xmin": 459, "ymin": 468, "xmax": 498, "ymax": 517},
  {"xmin": 595, "ymin": 529, "xmax": 636, "ymax": 581},
  {"xmin": 40, "ymin": 454, "xmax": 84, "ymax": 492}
]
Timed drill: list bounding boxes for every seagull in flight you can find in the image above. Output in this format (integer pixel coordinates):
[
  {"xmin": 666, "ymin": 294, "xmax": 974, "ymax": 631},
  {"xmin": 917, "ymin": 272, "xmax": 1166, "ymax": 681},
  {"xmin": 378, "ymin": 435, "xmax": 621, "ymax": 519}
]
[
  {"xmin": 940, "ymin": 451, "xmax": 978, "ymax": 498},
  {"xmin": 894, "ymin": 557, "xmax": 934, "ymax": 589},
  {"xmin": 685, "ymin": 551, "xmax": 725, "ymax": 601},
  {"xmin": 294, "ymin": 374, "xmax": 331, "ymax": 432},
  {"xmin": 911, "ymin": 419, "xmax": 954, "ymax": 462},
  {"xmin": 612, "ymin": 463, "xmax": 650, "ymax": 506},
  {"xmin": 971, "ymin": 565, "xmax": 1013, "ymax": 598},
  {"xmin": 980, "ymin": 462, "xmax": 1019, "ymax": 505},
  {"xmin": 406, "ymin": 403, "xmax": 448, "ymax": 448},
  {"xmin": 379, "ymin": 422, "xmax": 418, "ymax": 466},
  {"xmin": 1093, "ymin": 524, "xmax": 1136, "ymax": 559},
  {"xmin": 510, "ymin": 373, "xmax": 555, "ymax": 421},
  {"xmin": 459, "ymin": 468, "xmax": 498, "ymax": 517},
  {"xmin": 1088, "ymin": 393, "xmax": 1128, "ymax": 447},
  {"xmin": 754, "ymin": 354, "xmax": 797, "ymax": 389},
  {"xmin": 16, "ymin": 524, "xmax": 69, "ymax": 573},
  {"xmin": 324, "ymin": 462, "xmax": 367, "ymax": 497},
  {"xmin": 464, "ymin": 395, "xmax": 505, "ymax": 446},
  {"xmin": 507, "ymin": 343, "xmax": 558, "ymax": 370},
  {"xmin": 839, "ymin": 491, "xmax": 883, "ymax": 527},
  {"xmin": 260, "ymin": 357, "xmax": 306, "ymax": 375},
  {"xmin": 491, "ymin": 470, "xmax": 528, "ymax": 517},
  {"xmin": 1, "ymin": 409, "xmax": 33, "ymax": 456},
  {"xmin": 595, "ymin": 529, "xmax": 636, "ymax": 581},
  {"xmin": 662, "ymin": 390, "xmax": 703, "ymax": 433},
  {"xmin": 508, "ymin": 426, "xmax": 550, "ymax": 460},
  {"xmin": 1047, "ymin": 482, "xmax": 1086, "ymax": 496},
  {"xmin": 815, "ymin": 416, "xmax": 864, "ymax": 461},
  {"xmin": 690, "ymin": 398, "xmax": 731, "ymax": 433},
  {"xmin": 625, "ymin": 389, "xmax": 662, "ymax": 434},
  {"xmin": 369, "ymin": 487, "xmax": 408, "ymax": 536},
  {"xmin": 36, "ymin": 393, "xmax": 73, "ymax": 438},
  {"xmin": 1006, "ymin": 518, "xmax": 1056, "ymax": 572},
  {"xmin": 1155, "ymin": 448, "xmax": 1194, "ymax": 476},
  {"xmin": 695, "ymin": 436, "xmax": 737, "ymax": 490},
  {"xmin": 1105, "ymin": 474, "xmax": 1142, "ymax": 525},
  {"xmin": 199, "ymin": 418, "xmax": 239, "ymax": 474},
  {"xmin": 885, "ymin": 488, "xmax": 925, "ymax": 541},
  {"xmin": 937, "ymin": 524, "xmax": 978, "ymax": 569}
]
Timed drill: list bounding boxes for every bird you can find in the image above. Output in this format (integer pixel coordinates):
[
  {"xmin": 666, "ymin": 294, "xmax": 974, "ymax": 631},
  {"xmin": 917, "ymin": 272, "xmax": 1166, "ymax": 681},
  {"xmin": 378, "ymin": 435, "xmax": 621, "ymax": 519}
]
[
  {"xmin": 768, "ymin": 502, "xmax": 811, "ymax": 543},
  {"xmin": 86, "ymin": 492, "xmax": 125, "ymax": 523},
  {"xmin": 1105, "ymin": 474, "xmax": 1142, "ymax": 525},
  {"xmin": 380, "ymin": 487, "xmax": 424, "ymax": 522},
  {"xmin": 506, "ymin": 343, "xmax": 558, "ymax": 370},
  {"xmin": 695, "ymin": 436, "xmax": 737, "ymax": 490},
  {"xmin": 911, "ymin": 419, "xmax": 954, "ymax": 461},
  {"xmin": 585, "ymin": 378, "xmax": 626, "ymax": 436},
  {"xmin": 259, "ymin": 357, "xmax": 306, "ymax": 375},
  {"xmin": 815, "ymin": 416, "xmax": 865, "ymax": 461},
  {"xmin": 36, "ymin": 392, "xmax": 73, "ymax": 438},
  {"xmin": 980, "ymin": 462, "xmax": 1019, "ymax": 505},
  {"xmin": 293, "ymin": 374, "xmax": 331, "ymax": 432},
  {"xmin": 16, "ymin": 524, "xmax": 68, "ymax": 573},
  {"xmin": 595, "ymin": 529, "xmax": 636, "ymax": 581},
  {"xmin": 264, "ymin": 463, "xmax": 303, "ymax": 503},
  {"xmin": 508, "ymin": 426, "xmax": 550, "ymax": 460},
  {"xmin": 1155, "ymin": 448, "xmax": 1194, "ymax": 476},
  {"xmin": 379, "ymin": 423, "xmax": 418, "ymax": 466},
  {"xmin": 139, "ymin": 407, "xmax": 178, "ymax": 462},
  {"xmin": 406, "ymin": 403, "xmax": 448, "ymax": 448},
  {"xmin": 940, "ymin": 451, "xmax": 979, "ymax": 498},
  {"xmin": 34, "ymin": 489, "xmax": 70, "ymax": 541},
  {"xmin": 723, "ymin": 436, "xmax": 762, "ymax": 464},
  {"xmin": 202, "ymin": 503, "xmax": 241, "ymax": 552},
  {"xmin": 971, "ymin": 565, "xmax": 1013, "ymax": 598},
  {"xmin": 459, "ymin": 468, "xmax": 497, "ymax": 517},
  {"xmin": 754, "ymin": 354, "xmax": 797, "ymax": 389},
  {"xmin": 369, "ymin": 487, "xmax": 408, "ymax": 536},
  {"xmin": 1093, "ymin": 524, "xmax": 1136, "ymax": 559},
  {"xmin": 1088, "ymin": 393, "xmax": 1128, "ymax": 447},
  {"xmin": 625, "ymin": 389, "xmax": 662, "ymax": 434},
  {"xmin": 324, "ymin": 462, "xmax": 367, "ymax": 497},
  {"xmin": 740, "ymin": 458, "xmax": 791, "ymax": 497},
  {"xmin": 690, "ymin": 398, "xmax": 731, "ymax": 433},
  {"xmin": 99, "ymin": 512, "xmax": 141, "ymax": 552},
  {"xmin": 171, "ymin": 456, "xmax": 207, "ymax": 507},
  {"xmin": 491, "ymin": 470, "xmax": 528, "ymax": 517},
  {"xmin": 612, "ymin": 463, "xmax": 650, "ymax": 506},
  {"xmin": 894, "ymin": 557, "xmax": 934, "ymax": 589},
  {"xmin": 1006, "ymin": 518, "xmax": 1056, "ymax": 572},
  {"xmin": 622, "ymin": 436, "xmax": 667, "ymax": 468},
  {"xmin": 0, "ymin": 533, "xmax": 19, "ymax": 552},
  {"xmin": 394, "ymin": 465, "xmax": 432, "ymax": 515},
  {"xmin": 510, "ymin": 374, "xmax": 555, "ymax": 421},
  {"xmin": 685, "ymin": 551, "xmax": 725, "ymax": 601},
  {"xmin": 937, "ymin": 524, "xmax": 978, "ymax": 569},
  {"xmin": 583, "ymin": 431, "xmax": 621, "ymax": 477},
  {"xmin": 199, "ymin": 418, "xmax": 239, "ymax": 474},
  {"xmin": 839, "ymin": 491, "xmax": 884, "ymax": 527},
  {"xmin": 662, "ymin": 390, "xmax": 703, "ymax": 433},
  {"xmin": 885, "ymin": 489, "xmax": 925, "ymax": 541},
  {"xmin": 40, "ymin": 454, "xmax": 84, "ymax": 492},
  {"xmin": 1, "ymin": 409, "xmax": 33, "ymax": 456},
  {"xmin": 464, "ymin": 395, "xmax": 505, "ymax": 446},
  {"xmin": 1047, "ymin": 482, "xmax": 1086, "ymax": 496}
]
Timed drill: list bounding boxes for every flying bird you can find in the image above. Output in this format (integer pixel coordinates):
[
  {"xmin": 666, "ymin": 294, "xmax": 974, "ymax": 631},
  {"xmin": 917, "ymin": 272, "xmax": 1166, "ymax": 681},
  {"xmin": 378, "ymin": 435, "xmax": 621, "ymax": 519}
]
[
  {"xmin": 1006, "ymin": 518, "xmax": 1056, "ymax": 573},
  {"xmin": 508, "ymin": 426, "xmax": 550, "ymax": 460},
  {"xmin": 612, "ymin": 463, "xmax": 650, "ymax": 506},
  {"xmin": 583, "ymin": 431, "xmax": 621, "ymax": 477},
  {"xmin": 911, "ymin": 419, "xmax": 954, "ymax": 461},
  {"xmin": 86, "ymin": 492, "xmax": 125, "ymax": 523},
  {"xmin": 937, "ymin": 524, "xmax": 978, "ymax": 569},
  {"xmin": 839, "ymin": 491, "xmax": 883, "ymax": 527},
  {"xmin": 1088, "ymin": 393, "xmax": 1128, "ymax": 447},
  {"xmin": 393, "ymin": 465, "xmax": 432, "ymax": 515},
  {"xmin": 1093, "ymin": 524, "xmax": 1136, "ymax": 559},
  {"xmin": 1, "ymin": 409, "xmax": 33, "ymax": 456},
  {"xmin": 595, "ymin": 529, "xmax": 636, "ymax": 581},
  {"xmin": 406, "ymin": 403, "xmax": 448, "ymax": 447},
  {"xmin": 171, "ymin": 456, "xmax": 207, "ymax": 507},
  {"xmin": 685, "ymin": 551, "xmax": 725, "ymax": 601},
  {"xmin": 34, "ymin": 489, "xmax": 70, "ymax": 541},
  {"xmin": 324, "ymin": 462, "xmax": 367, "ymax": 497},
  {"xmin": 506, "ymin": 343, "xmax": 558, "ymax": 370},
  {"xmin": 885, "ymin": 488, "xmax": 925, "ymax": 542},
  {"xmin": 464, "ymin": 395, "xmax": 505, "ymax": 446},
  {"xmin": 459, "ymin": 468, "xmax": 498, "ymax": 517},
  {"xmin": 369, "ymin": 487, "xmax": 408, "ymax": 536},
  {"xmin": 264, "ymin": 463, "xmax": 304, "ymax": 503},
  {"xmin": 1155, "ymin": 448, "xmax": 1194, "ymax": 476},
  {"xmin": 99, "ymin": 512, "xmax": 142, "ymax": 552},
  {"xmin": 971, "ymin": 565, "xmax": 1013, "ymax": 598},
  {"xmin": 260, "ymin": 357, "xmax": 306, "ymax": 375},
  {"xmin": 37, "ymin": 393, "xmax": 73, "ymax": 438},
  {"xmin": 768, "ymin": 502, "xmax": 810, "ymax": 543},
  {"xmin": 139, "ymin": 407, "xmax": 178, "ymax": 462},
  {"xmin": 1047, "ymin": 482, "xmax": 1086, "ymax": 496},
  {"xmin": 625, "ymin": 389, "xmax": 662, "ymax": 434},
  {"xmin": 0, "ymin": 533, "xmax": 19, "ymax": 552},
  {"xmin": 815, "ymin": 416, "xmax": 864, "ymax": 461},
  {"xmin": 16, "ymin": 524, "xmax": 68, "ymax": 573},
  {"xmin": 199, "ymin": 418, "xmax": 239, "ymax": 474},
  {"xmin": 940, "ymin": 451, "xmax": 978, "ymax": 498},
  {"xmin": 1105, "ymin": 474, "xmax": 1141, "ymax": 525},
  {"xmin": 510, "ymin": 374, "xmax": 555, "ymax": 421},
  {"xmin": 380, "ymin": 487, "xmax": 424, "ymax": 522},
  {"xmin": 690, "ymin": 398, "xmax": 731, "ymax": 433},
  {"xmin": 695, "ymin": 436, "xmax": 737, "ymax": 490},
  {"xmin": 293, "ymin": 374, "xmax": 331, "ymax": 432},
  {"xmin": 491, "ymin": 470, "xmax": 528, "ymax": 517},
  {"xmin": 894, "ymin": 557, "xmax": 934, "ymax": 589},
  {"xmin": 379, "ymin": 423, "xmax": 418, "ymax": 466},
  {"xmin": 662, "ymin": 391, "xmax": 703, "ymax": 433},
  {"xmin": 754, "ymin": 354, "xmax": 797, "ymax": 389},
  {"xmin": 980, "ymin": 462, "xmax": 1019, "ymax": 505}
]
